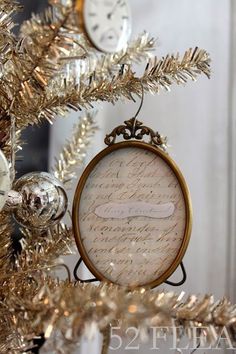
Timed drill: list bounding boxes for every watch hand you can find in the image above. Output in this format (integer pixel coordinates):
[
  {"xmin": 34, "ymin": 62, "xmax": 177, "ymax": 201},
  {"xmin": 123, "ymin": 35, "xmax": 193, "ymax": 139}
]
[{"xmin": 107, "ymin": 0, "xmax": 122, "ymax": 19}]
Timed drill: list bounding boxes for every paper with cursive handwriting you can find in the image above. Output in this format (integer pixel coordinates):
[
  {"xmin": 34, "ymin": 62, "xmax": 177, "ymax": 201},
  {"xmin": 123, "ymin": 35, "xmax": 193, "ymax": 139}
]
[{"xmin": 79, "ymin": 147, "xmax": 187, "ymax": 286}]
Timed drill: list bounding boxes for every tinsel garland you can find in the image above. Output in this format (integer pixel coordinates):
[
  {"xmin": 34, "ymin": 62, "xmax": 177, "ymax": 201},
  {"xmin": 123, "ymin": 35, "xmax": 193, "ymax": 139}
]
[{"xmin": 1, "ymin": 278, "xmax": 236, "ymax": 353}]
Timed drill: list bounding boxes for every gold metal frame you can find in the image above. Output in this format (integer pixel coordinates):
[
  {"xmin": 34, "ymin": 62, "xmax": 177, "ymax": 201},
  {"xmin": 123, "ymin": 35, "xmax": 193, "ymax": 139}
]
[
  {"xmin": 75, "ymin": 0, "xmax": 95, "ymax": 49},
  {"xmin": 73, "ymin": 139, "xmax": 192, "ymax": 289}
]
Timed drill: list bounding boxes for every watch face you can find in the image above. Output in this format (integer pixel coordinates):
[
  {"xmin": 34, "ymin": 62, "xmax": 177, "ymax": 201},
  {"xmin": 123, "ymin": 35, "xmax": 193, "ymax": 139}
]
[
  {"xmin": 83, "ymin": 0, "xmax": 132, "ymax": 53},
  {"xmin": 0, "ymin": 150, "xmax": 10, "ymax": 212},
  {"xmin": 73, "ymin": 142, "xmax": 192, "ymax": 288}
]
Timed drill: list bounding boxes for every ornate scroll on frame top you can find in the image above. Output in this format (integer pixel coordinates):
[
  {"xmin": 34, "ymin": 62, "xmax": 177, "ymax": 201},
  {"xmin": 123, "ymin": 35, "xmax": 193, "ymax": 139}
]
[
  {"xmin": 72, "ymin": 119, "xmax": 192, "ymax": 288},
  {"xmin": 104, "ymin": 117, "xmax": 167, "ymax": 149}
]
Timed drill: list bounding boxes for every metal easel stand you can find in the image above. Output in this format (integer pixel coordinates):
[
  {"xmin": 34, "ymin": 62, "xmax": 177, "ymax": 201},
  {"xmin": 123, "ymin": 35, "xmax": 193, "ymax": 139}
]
[{"xmin": 74, "ymin": 258, "xmax": 187, "ymax": 287}]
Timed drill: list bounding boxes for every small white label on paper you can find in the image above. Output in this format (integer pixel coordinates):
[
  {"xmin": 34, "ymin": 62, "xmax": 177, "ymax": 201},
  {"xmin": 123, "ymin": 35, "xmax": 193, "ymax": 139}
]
[{"xmin": 95, "ymin": 202, "xmax": 175, "ymax": 219}]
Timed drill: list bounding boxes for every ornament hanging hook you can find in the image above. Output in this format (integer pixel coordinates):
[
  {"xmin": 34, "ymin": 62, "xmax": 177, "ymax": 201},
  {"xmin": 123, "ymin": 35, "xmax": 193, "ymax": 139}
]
[{"xmin": 132, "ymin": 81, "xmax": 144, "ymax": 135}]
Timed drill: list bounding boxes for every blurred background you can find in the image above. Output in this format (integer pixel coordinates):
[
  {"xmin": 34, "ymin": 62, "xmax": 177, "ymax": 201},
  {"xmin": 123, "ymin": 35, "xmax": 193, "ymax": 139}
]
[{"xmin": 17, "ymin": 1, "xmax": 235, "ymax": 353}]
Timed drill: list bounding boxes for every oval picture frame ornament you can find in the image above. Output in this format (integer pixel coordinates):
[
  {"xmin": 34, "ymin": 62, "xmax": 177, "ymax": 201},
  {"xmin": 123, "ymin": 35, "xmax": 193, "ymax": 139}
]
[{"xmin": 73, "ymin": 119, "xmax": 192, "ymax": 288}]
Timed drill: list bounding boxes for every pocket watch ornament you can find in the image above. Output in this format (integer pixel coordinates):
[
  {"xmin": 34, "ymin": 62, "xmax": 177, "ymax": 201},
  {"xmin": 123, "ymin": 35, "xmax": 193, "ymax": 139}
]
[
  {"xmin": 76, "ymin": 0, "xmax": 132, "ymax": 53},
  {"xmin": 0, "ymin": 149, "xmax": 11, "ymax": 212},
  {"xmin": 73, "ymin": 118, "xmax": 192, "ymax": 288},
  {"xmin": 11, "ymin": 172, "xmax": 68, "ymax": 230}
]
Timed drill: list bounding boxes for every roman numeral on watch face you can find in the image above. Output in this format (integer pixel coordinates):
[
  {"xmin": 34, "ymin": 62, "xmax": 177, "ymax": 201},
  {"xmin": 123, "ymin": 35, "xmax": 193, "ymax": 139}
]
[{"xmin": 92, "ymin": 24, "xmax": 99, "ymax": 31}]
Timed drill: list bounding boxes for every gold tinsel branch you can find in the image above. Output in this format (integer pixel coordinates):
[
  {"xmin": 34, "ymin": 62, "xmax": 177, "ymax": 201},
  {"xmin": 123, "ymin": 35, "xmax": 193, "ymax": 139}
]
[
  {"xmin": 0, "ymin": 213, "xmax": 14, "ymax": 272},
  {"xmin": 0, "ymin": 1, "xmax": 19, "ymax": 66},
  {"xmin": 20, "ymin": 0, "xmax": 94, "ymax": 58},
  {"xmin": 0, "ymin": 0, "xmax": 20, "ymax": 35},
  {"xmin": 8, "ymin": 10, "xmax": 155, "ymax": 128},
  {"xmin": 19, "ymin": 2, "xmax": 89, "ymax": 63},
  {"xmin": 53, "ymin": 113, "xmax": 98, "ymax": 185},
  {"xmin": 0, "ymin": 1, "xmax": 20, "ymax": 274},
  {"xmin": 0, "ymin": 1, "xmax": 21, "ymax": 277},
  {"xmin": 1, "ymin": 279, "xmax": 236, "ymax": 353},
  {"xmin": 44, "ymin": 47, "xmax": 210, "ymax": 112},
  {"xmin": 82, "ymin": 32, "xmax": 155, "ymax": 79},
  {"xmin": 12, "ymin": 31, "xmax": 155, "ymax": 127},
  {"xmin": 11, "ymin": 47, "xmax": 210, "ymax": 128},
  {"xmin": 15, "ymin": 224, "xmax": 75, "ymax": 275},
  {"xmin": 0, "ymin": 2, "xmax": 86, "ymax": 125},
  {"xmin": 0, "ymin": 1, "xmax": 19, "ymax": 116},
  {"xmin": 119, "ymin": 31, "xmax": 155, "ymax": 63}
]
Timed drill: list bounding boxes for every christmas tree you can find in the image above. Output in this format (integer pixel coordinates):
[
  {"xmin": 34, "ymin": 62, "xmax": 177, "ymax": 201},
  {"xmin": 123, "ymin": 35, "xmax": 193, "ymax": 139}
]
[{"xmin": 0, "ymin": 1, "xmax": 235, "ymax": 353}]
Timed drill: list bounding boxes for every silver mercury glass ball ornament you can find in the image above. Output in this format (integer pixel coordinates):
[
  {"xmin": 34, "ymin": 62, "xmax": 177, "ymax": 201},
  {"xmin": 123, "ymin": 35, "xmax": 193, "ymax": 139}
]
[{"xmin": 12, "ymin": 172, "xmax": 68, "ymax": 229}]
